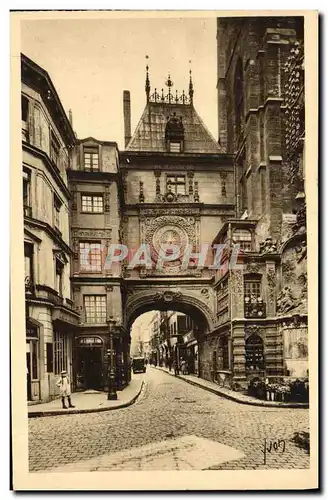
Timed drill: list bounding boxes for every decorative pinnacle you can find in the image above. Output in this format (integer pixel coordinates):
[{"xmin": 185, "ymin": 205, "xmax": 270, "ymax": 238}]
[
  {"xmin": 189, "ymin": 67, "xmax": 194, "ymax": 104},
  {"xmin": 145, "ymin": 55, "xmax": 150, "ymax": 101},
  {"xmin": 165, "ymin": 73, "xmax": 173, "ymax": 88}
]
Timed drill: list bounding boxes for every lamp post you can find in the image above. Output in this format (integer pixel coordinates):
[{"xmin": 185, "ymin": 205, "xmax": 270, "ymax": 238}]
[{"xmin": 107, "ymin": 317, "xmax": 118, "ymax": 400}]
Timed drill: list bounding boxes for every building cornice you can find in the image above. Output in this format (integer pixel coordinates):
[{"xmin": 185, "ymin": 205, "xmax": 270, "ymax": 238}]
[
  {"xmin": 120, "ymin": 151, "xmax": 234, "ymax": 167},
  {"xmin": 23, "ymin": 142, "xmax": 71, "ymax": 200},
  {"xmin": 77, "ymin": 137, "xmax": 119, "ymax": 150},
  {"xmin": 24, "ymin": 217, "xmax": 73, "ymax": 255},
  {"xmin": 67, "ymin": 170, "xmax": 119, "ymax": 182}
]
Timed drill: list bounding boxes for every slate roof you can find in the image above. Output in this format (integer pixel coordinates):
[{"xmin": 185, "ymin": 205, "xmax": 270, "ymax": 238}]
[{"xmin": 126, "ymin": 102, "xmax": 224, "ymax": 154}]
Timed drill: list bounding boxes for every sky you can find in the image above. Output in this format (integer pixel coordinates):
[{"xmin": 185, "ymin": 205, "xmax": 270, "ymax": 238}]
[{"xmin": 21, "ymin": 16, "xmax": 218, "ymax": 150}]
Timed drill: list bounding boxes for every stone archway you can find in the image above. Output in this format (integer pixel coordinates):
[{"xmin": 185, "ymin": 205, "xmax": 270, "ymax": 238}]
[{"xmin": 125, "ymin": 287, "xmax": 216, "ymax": 336}]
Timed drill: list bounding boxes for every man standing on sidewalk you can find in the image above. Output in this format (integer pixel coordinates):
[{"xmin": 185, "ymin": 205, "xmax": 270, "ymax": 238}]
[
  {"xmin": 173, "ymin": 359, "xmax": 179, "ymax": 376},
  {"xmin": 56, "ymin": 370, "xmax": 75, "ymax": 409}
]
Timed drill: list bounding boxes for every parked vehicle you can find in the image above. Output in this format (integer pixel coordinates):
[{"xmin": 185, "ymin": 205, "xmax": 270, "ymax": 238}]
[{"xmin": 132, "ymin": 357, "xmax": 146, "ymax": 374}]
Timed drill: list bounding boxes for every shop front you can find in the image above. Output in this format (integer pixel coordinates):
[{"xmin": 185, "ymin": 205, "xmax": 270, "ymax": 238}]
[
  {"xmin": 75, "ymin": 329, "xmax": 129, "ymax": 391},
  {"xmin": 182, "ymin": 330, "xmax": 198, "ymax": 375},
  {"xmin": 75, "ymin": 335, "xmax": 105, "ymax": 390}
]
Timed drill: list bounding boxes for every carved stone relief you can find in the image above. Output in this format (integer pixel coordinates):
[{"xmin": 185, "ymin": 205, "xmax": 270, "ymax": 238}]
[
  {"xmin": 266, "ymin": 265, "xmax": 276, "ymax": 315},
  {"xmin": 201, "ymin": 288, "xmax": 210, "ymax": 300},
  {"xmin": 136, "ymin": 212, "xmax": 200, "ymax": 277},
  {"xmin": 194, "ymin": 181, "xmax": 199, "ymax": 202},
  {"xmin": 230, "ymin": 270, "xmax": 243, "ymax": 317},
  {"xmin": 139, "ymin": 181, "xmax": 144, "ymax": 203},
  {"xmin": 245, "ymin": 259, "xmax": 261, "ymax": 274},
  {"xmin": 141, "ymin": 207, "xmax": 200, "ymax": 217},
  {"xmin": 259, "ymin": 237, "xmax": 277, "ymax": 254},
  {"xmin": 72, "ymin": 229, "xmax": 111, "ymax": 239},
  {"xmin": 276, "ymin": 286, "xmax": 298, "ymax": 314},
  {"xmin": 104, "ymin": 185, "xmax": 110, "ymax": 212},
  {"xmin": 282, "ymin": 260, "xmax": 296, "ymax": 283},
  {"xmin": 153, "ymin": 291, "xmax": 182, "ymax": 303}
]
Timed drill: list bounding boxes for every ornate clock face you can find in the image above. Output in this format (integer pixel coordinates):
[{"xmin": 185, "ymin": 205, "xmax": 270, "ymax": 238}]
[
  {"xmin": 159, "ymin": 228, "xmax": 182, "ymax": 248},
  {"xmin": 152, "ymin": 224, "xmax": 188, "ymax": 263}
]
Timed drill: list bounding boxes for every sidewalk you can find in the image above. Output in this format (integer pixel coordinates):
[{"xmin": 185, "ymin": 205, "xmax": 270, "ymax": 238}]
[
  {"xmin": 28, "ymin": 377, "xmax": 144, "ymax": 418},
  {"xmin": 154, "ymin": 366, "xmax": 308, "ymax": 408}
]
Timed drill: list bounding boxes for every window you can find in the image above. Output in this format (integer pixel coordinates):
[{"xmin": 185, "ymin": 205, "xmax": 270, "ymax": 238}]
[
  {"xmin": 79, "ymin": 242, "xmax": 102, "ymax": 272},
  {"xmin": 55, "ymin": 259, "xmax": 64, "ymax": 296},
  {"xmin": 165, "ymin": 113, "xmax": 184, "ymax": 152},
  {"xmin": 53, "ymin": 331, "xmax": 68, "ymax": 375},
  {"xmin": 84, "ymin": 147, "xmax": 99, "ymax": 171},
  {"xmin": 24, "ymin": 243, "xmax": 33, "ymax": 292},
  {"xmin": 23, "ymin": 169, "xmax": 31, "ymax": 217},
  {"xmin": 232, "ymin": 229, "xmax": 252, "ymax": 252},
  {"xmin": 50, "ymin": 131, "xmax": 60, "ymax": 167},
  {"xmin": 244, "ymin": 275, "xmax": 265, "ymax": 318},
  {"xmin": 167, "ymin": 175, "xmax": 186, "ymax": 195},
  {"xmin": 245, "ymin": 334, "xmax": 265, "ymax": 371},
  {"xmin": 21, "ymin": 95, "xmax": 29, "ymax": 141},
  {"xmin": 244, "ymin": 279, "xmax": 262, "ymax": 301},
  {"xmin": 169, "ymin": 142, "xmax": 181, "ymax": 153},
  {"xmin": 84, "ymin": 295, "xmax": 107, "ymax": 324},
  {"xmin": 54, "ymin": 195, "xmax": 61, "ymax": 230},
  {"xmin": 81, "ymin": 194, "xmax": 103, "ymax": 213}
]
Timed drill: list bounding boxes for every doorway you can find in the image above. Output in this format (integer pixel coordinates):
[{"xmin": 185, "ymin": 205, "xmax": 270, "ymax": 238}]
[
  {"xmin": 26, "ymin": 337, "xmax": 39, "ymax": 401},
  {"xmin": 76, "ymin": 347, "xmax": 103, "ymax": 390}
]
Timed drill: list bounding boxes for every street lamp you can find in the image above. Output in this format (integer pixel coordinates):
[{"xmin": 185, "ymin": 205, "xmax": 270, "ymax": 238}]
[{"xmin": 107, "ymin": 316, "xmax": 118, "ymax": 400}]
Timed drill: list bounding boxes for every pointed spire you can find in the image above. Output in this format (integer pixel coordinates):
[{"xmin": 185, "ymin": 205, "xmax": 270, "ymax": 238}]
[
  {"xmin": 145, "ymin": 55, "xmax": 150, "ymax": 102},
  {"xmin": 189, "ymin": 68, "xmax": 194, "ymax": 105},
  {"xmin": 165, "ymin": 72, "xmax": 173, "ymax": 104}
]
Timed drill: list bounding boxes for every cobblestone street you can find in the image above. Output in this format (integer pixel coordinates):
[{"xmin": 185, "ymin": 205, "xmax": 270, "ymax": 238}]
[{"xmin": 29, "ymin": 367, "xmax": 310, "ymax": 472}]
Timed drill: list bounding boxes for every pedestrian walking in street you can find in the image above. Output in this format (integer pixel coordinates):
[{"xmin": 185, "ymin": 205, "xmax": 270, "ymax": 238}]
[
  {"xmin": 56, "ymin": 370, "xmax": 75, "ymax": 409},
  {"xmin": 180, "ymin": 358, "xmax": 187, "ymax": 375},
  {"xmin": 173, "ymin": 359, "xmax": 179, "ymax": 376}
]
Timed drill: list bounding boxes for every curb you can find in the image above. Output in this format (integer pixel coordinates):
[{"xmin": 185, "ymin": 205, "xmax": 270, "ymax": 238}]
[
  {"xmin": 28, "ymin": 380, "xmax": 145, "ymax": 418},
  {"xmin": 155, "ymin": 367, "xmax": 308, "ymax": 409}
]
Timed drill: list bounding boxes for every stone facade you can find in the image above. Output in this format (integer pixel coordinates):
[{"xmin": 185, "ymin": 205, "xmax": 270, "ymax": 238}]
[
  {"xmin": 208, "ymin": 16, "xmax": 307, "ymax": 389},
  {"xmin": 22, "ymin": 54, "xmax": 78, "ymax": 402},
  {"xmin": 69, "ymin": 138, "xmax": 130, "ymax": 391},
  {"xmin": 21, "ymin": 16, "xmax": 308, "ymax": 397}
]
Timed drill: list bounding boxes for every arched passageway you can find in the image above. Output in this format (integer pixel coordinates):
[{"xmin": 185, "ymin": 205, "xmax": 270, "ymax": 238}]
[
  {"xmin": 127, "ymin": 288, "xmax": 214, "ymax": 379},
  {"xmin": 125, "ymin": 288, "xmax": 215, "ymax": 335}
]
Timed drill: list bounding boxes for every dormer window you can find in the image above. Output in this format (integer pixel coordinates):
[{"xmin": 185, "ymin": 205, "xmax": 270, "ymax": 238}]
[
  {"xmin": 169, "ymin": 142, "xmax": 181, "ymax": 153},
  {"xmin": 165, "ymin": 113, "xmax": 184, "ymax": 153},
  {"xmin": 84, "ymin": 146, "xmax": 99, "ymax": 171}
]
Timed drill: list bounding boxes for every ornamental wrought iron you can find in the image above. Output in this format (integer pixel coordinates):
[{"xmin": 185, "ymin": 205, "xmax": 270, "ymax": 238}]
[
  {"xmin": 244, "ymin": 296, "xmax": 266, "ymax": 318},
  {"xmin": 149, "ymin": 88, "xmax": 192, "ymax": 105}
]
